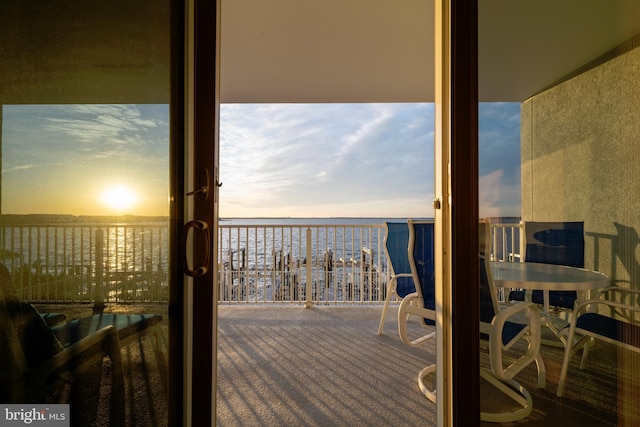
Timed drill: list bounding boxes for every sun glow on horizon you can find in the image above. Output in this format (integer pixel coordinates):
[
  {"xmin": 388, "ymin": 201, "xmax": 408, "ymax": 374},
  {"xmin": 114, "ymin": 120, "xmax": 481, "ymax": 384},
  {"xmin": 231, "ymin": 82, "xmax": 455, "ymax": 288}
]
[{"xmin": 100, "ymin": 185, "xmax": 139, "ymax": 212}]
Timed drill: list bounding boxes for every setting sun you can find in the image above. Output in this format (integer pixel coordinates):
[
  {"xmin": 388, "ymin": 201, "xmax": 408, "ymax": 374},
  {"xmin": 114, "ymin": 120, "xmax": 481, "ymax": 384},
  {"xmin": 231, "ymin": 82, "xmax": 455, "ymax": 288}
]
[{"xmin": 101, "ymin": 185, "xmax": 138, "ymax": 212}]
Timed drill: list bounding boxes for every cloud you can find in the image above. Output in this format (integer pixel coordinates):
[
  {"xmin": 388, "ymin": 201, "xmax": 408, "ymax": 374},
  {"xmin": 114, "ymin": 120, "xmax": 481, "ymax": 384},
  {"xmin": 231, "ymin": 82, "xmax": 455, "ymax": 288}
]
[
  {"xmin": 220, "ymin": 102, "xmax": 521, "ymax": 218},
  {"xmin": 479, "ymin": 102, "xmax": 521, "ymax": 176},
  {"xmin": 1, "ymin": 102, "xmax": 521, "ymax": 218},
  {"xmin": 220, "ymin": 103, "xmax": 435, "ymax": 217},
  {"xmin": 1, "ymin": 104, "xmax": 169, "ymax": 215},
  {"xmin": 3, "ymin": 104, "xmax": 168, "ymax": 166},
  {"xmin": 478, "ymin": 103, "xmax": 522, "ymax": 217},
  {"xmin": 2, "ymin": 164, "xmax": 37, "ymax": 174}
]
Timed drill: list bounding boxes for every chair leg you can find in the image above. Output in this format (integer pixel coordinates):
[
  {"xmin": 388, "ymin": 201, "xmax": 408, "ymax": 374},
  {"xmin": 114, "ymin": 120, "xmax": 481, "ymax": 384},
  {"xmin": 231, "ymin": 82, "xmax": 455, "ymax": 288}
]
[
  {"xmin": 377, "ymin": 278, "xmax": 395, "ymax": 335},
  {"xmin": 534, "ymin": 354, "xmax": 547, "ymax": 389},
  {"xmin": 480, "ymin": 369, "xmax": 533, "ymax": 423},
  {"xmin": 106, "ymin": 329, "xmax": 125, "ymax": 427},
  {"xmin": 418, "ymin": 364, "xmax": 437, "ymax": 403},
  {"xmin": 557, "ymin": 327, "xmax": 588, "ymax": 397},
  {"xmin": 579, "ymin": 337, "xmax": 595, "ymax": 369}
]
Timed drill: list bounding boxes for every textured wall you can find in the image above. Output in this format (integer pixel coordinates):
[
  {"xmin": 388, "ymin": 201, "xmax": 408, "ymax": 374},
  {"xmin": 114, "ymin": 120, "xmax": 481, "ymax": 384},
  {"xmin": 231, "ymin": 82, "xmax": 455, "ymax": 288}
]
[{"xmin": 521, "ymin": 46, "xmax": 640, "ymax": 288}]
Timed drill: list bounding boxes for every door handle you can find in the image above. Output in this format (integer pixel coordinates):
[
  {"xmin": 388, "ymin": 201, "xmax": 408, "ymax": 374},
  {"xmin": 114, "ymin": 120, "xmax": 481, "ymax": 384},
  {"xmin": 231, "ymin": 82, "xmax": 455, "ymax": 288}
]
[
  {"xmin": 181, "ymin": 220, "xmax": 210, "ymax": 277},
  {"xmin": 186, "ymin": 168, "xmax": 210, "ymax": 200}
]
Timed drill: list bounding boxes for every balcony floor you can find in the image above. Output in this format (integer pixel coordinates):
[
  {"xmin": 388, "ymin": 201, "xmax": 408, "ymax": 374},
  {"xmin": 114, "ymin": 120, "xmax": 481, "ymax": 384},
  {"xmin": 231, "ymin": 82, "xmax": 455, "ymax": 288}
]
[
  {"xmin": 218, "ymin": 305, "xmax": 638, "ymax": 427},
  {"xmin": 35, "ymin": 304, "xmax": 637, "ymax": 426}
]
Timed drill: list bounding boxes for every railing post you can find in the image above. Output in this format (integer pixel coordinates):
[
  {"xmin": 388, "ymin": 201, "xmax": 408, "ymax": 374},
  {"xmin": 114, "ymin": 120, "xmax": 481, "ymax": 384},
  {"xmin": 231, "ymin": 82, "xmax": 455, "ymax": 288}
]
[
  {"xmin": 304, "ymin": 227, "xmax": 313, "ymax": 308},
  {"xmin": 94, "ymin": 228, "xmax": 105, "ymax": 309}
]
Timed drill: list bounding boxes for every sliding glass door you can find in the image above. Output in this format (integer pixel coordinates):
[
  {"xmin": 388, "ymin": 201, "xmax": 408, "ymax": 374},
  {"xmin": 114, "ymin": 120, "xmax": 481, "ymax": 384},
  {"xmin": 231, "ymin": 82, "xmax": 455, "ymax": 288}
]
[
  {"xmin": 475, "ymin": 1, "xmax": 640, "ymax": 425},
  {"xmin": 0, "ymin": 1, "xmax": 187, "ymax": 425}
]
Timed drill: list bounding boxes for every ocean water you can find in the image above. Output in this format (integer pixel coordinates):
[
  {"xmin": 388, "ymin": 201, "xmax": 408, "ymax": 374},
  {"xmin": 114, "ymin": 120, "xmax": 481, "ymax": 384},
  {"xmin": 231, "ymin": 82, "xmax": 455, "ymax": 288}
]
[
  {"xmin": 221, "ymin": 217, "xmax": 429, "ymax": 226},
  {"xmin": 218, "ymin": 218, "xmax": 432, "ymax": 268},
  {"xmin": 217, "ymin": 218, "xmax": 419, "ymax": 301}
]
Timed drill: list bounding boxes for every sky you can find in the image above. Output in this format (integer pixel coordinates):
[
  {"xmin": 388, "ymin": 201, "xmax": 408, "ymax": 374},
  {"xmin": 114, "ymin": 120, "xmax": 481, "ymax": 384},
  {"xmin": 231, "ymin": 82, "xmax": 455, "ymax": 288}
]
[
  {"xmin": 220, "ymin": 102, "xmax": 522, "ymax": 218},
  {"xmin": 1, "ymin": 104, "xmax": 169, "ymax": 216},
  {"xmin": 1, "ymin": 102, "xmax": 521, "ymax": 218}
]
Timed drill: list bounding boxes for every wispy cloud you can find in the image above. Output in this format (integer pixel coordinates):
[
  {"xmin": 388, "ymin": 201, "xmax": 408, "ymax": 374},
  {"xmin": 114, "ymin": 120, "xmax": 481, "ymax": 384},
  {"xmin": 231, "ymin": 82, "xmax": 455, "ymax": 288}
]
[
  {"xmin": 1, "ymin": 102, "xmax": 520, "ymax": 218},
  {"xmin": 479, "ymin": 102, "xmax": 522, "ymax": 217},
  {"xmin": 220, "ymin": 103, "xmax": 434, "ymax": 217},
  {"xmin": 2, "ymin": 104, "xmax": 169, "ymax": 215},
  {"xmin": 221, "ymin": 102, "xmax": 520, "ymax": 218},
  {"xmin": 2, "ymin": 164, "xmax": 37, "ymax": 174}
]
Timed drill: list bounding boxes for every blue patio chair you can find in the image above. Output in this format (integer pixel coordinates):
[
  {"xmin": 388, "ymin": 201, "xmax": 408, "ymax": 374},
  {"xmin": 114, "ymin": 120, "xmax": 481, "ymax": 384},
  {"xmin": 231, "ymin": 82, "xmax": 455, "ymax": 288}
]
[
  {"xmin": 556, "ymin": 285, "xmax": 640, "ymax": 397},
  {"xmin": 396, "ymin": 220, "xmax": 436, "ymax": 346},
  {"xmin": 51, "ymin": 312, "xmax": 162, "ymax": 348},
  {"xmin": 0, "ymin": 263, "xmax": 124, "ymax": 420},
  {"xmin": 478, "ymin": 221, "xmax": 546, "ymax": 422},
  {"xmin": 377, "ymin": 222, "xmax": 418, "ymax": 335},
  {"xmin": 556, "ymin": 286, "xmax": 640, "ymax": 397},
  {"xmin": 509, "ymin": 221, "xmax": 584, "ymax": 310},
  {"xmin": 408, "ymin": 222, "xmax": 546, "ymax": 422},
  {"xmin": 1, "ymin": 270, "xmax": 162, "ymax": 349},
  {"xmin": 39, "ymin": 312, "xmax": 66, "ymax": 326}
]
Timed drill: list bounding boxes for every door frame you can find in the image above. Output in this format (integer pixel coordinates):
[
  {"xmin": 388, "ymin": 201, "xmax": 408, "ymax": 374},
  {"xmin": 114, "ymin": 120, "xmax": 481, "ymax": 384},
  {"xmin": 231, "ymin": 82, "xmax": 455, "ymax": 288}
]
[
  {"xmin": 435, "ymin": 0, "xmax": 479, "ymax": 425},
  {"xmin": 184, "ymin": 0, "xmax": 220, "ymax": 425},
  {"xmin": 186, "ymin": 0, "xmax": 481, "ymax": 425}
]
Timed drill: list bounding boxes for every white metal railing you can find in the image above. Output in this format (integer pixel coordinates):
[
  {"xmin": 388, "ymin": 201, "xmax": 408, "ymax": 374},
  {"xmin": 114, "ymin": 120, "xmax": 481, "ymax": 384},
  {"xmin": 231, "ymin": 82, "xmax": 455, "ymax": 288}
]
[
  {"xmin": 1, "ymin": 220, "xmax": 520, "ymax": 305},
  {"xmin": 489, "ymin": 222, "xmax": 523, "ymax": 262},
  {"xmin": 1, "ymin": 222, "xmax": 169, "ymax": 304},
  {"xmin": 489, "ymin": 221, "xmax": 523, "ymax": 302},
  {"xmin": 217, "ymin": 223, "xmax": 388, "ymax": 304}
]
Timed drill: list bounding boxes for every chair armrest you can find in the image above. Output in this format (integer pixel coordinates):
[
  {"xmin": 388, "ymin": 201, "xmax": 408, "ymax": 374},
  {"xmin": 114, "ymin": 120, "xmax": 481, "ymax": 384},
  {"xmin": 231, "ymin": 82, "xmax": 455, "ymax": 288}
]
[
  {"xmin": 596, "ymin": 285, "xmax": 640, "ymax": 298},
  {"xmin": 29, "ymin": 325, "xmax": 121, "ymax": 398},
  {"xmin": 488, "ymin": 302, "xmax": 542, "ymax": 381},
  {"xmin": 557, "ymin": 287, "xmax": 640, "ymax": 397},
  {"xmin": 574, "ymin": 287, "xmax": 640, "ymax": 319},
  {"xmin": 397, "ymin": 292, "xmax": 436, "ymax": 346},
  {"xmin": 494, "ymin": 300, "xmax": 539, "ymax": 323}
]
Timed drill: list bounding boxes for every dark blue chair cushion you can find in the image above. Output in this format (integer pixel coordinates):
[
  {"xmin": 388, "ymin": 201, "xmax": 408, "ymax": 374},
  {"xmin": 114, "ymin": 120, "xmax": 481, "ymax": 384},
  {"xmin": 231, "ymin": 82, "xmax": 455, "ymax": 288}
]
[
  {"xmin": 40, "ymin": 312, "xmax": 66, "ymax": 326},
  {"xmin": 479, "ymin": 259, "xmax": 496, "ymax": 324},
  {"xmin": 52, "ymin": 313, "xmax": 162, "ymax": 346},
  {"xmin": 508, "ymin": 289, "xmax": 526, "ymax": 303},
  {"xmin": 570, "ymin": 313, "xmax": 640, "ymax": 348},
  {"xmin": 480, "ymin": 321, "xmax": 528, "ymax": 346},
  {"xmin": 526, "ymin": 225, "xmax": 584, "ymax": 268},
  {"xmin": 531, "ymin": 290, "xmax": 576, "ymax": 309},
  {"xmin": 385, "ymin": 222, "xmax": 415, "ymax": 299},
  {"xmin": 412, "ymin": 222, "xmax": 435, "ymax": 326},
  {"xmin": 395, "ymin": 277, "xmax": 415, "ymax": 299},
  {"xmin": 509, "ymin": 288, "xmax": 577, "ymax": 309},
  {"xmin": 511, "ymin": 222, "xmax": 584, "ymax": 308}
]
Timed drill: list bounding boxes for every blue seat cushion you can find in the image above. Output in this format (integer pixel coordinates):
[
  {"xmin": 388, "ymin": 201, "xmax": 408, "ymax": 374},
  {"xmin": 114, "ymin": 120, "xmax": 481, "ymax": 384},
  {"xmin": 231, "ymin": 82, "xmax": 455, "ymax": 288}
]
[
  {"xmin": 395, "ymin": 276, "xmax": 416, "ymax": 299},
  {"xmin": 508, "ymin": 290, "xmax": 525, "ymax": 302},
  {"xmin": 509, "ymin": 290, "xmax": 577, "ymax": 310},
  {"xmin": 424, "ymin": 318, "xmax": 436, "ymax": 327},
  {"xmin": 52, "ymin": 313, "xmax": 162, "ymax": 346},
  {"xmin": 531, "ymin": 290, "xmax": 577, "ymax": 309},
  {"xmin": 481, "ymin": 321, "xmax": 527, "ymax": 346},
  {"xmin": 40, "ymin": 312, "xmax": 66, "ymax": 326},
  {"xmin": 570, "ymin": 313, "xmax": 640, "ymax": 348}
]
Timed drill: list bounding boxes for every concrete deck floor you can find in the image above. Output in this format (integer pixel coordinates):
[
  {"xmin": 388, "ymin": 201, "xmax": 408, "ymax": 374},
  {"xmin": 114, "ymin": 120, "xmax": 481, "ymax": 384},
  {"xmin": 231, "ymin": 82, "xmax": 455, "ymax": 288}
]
[
  {"xmin": 36, "ymin": 304, "xmax": 638, "ymax": 426},
  {"xmin": 217, "ymin": 305, "xmax": 638, "ymax": 427}
]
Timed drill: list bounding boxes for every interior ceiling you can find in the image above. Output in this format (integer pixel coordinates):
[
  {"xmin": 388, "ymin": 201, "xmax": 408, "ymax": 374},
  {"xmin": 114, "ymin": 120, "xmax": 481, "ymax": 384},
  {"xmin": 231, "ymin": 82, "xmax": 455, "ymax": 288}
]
[
  {"xmin": 221, "ymin": 0, "xmax": 640, "ymax": 103},
  {"xmin": 1, "ymin": 0, "xmax": 639, "ymax": 105}
]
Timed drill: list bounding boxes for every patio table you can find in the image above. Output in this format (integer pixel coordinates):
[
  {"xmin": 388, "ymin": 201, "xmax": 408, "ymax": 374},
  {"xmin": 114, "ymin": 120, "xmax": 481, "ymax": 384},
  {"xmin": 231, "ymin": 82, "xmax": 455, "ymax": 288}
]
[{"xmin": 490, "ymin": 261, "xmax": 610, "ymax": 344}]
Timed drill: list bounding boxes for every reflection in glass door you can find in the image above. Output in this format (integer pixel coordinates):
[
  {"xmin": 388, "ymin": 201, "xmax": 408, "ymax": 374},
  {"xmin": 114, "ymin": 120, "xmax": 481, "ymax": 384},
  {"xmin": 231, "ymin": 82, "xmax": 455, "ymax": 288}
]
[
  {"xmin": 478, "ymin": 2, "xmax": 640, "ymax": 424},
  {"xmin": 0, "ymin": 2, "xmax": 176, "ymax": 426}
]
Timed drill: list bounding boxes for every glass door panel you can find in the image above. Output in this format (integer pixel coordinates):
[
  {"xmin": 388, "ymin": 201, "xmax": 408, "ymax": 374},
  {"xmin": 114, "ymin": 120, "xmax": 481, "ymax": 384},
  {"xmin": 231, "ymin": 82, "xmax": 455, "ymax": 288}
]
[
  {"xmin": 0, "ymin": 2, "xmax": 176, "ymax": 426},
  {"xmin": 478, "ymin": 1, "xmax": 640, "ymax": 424}
]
